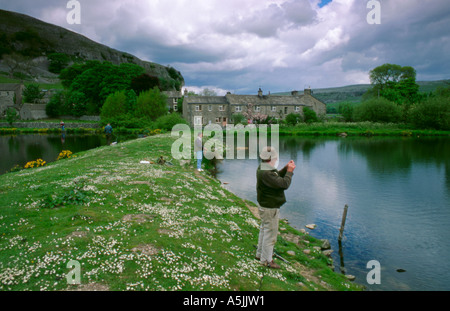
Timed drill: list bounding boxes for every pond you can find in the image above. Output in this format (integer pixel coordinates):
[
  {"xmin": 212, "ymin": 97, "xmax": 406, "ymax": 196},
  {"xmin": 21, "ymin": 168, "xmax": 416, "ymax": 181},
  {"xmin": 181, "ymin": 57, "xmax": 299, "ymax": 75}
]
[
  {"xmin": 216, "ymin": 136, "xmax": 450, "ymax": 291},
  {"xmin": 0, "ymin": 133, "xmax": 137, "ymax": 175}
]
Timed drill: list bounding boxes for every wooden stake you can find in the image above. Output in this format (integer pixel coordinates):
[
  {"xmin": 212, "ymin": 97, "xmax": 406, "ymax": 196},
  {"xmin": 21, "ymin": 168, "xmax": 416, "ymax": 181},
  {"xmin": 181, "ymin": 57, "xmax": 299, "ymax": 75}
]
[{"xmin": 338, "ymin": 204, "xmax": 348, "ymax": 242}]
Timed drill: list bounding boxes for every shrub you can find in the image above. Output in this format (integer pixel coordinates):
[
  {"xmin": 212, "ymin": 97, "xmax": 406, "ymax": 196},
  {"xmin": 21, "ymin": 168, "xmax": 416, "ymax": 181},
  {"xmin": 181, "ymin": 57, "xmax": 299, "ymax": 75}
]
[
  {"xmin": 101, "ymin": 90, "xmax": 128, "ymax": 119},
  {"xmin": 24, "ymin": 159, "xmax": 46, "ymax": 169},
  {"xmin": 155, "ymin": 113, "xmax": 188, "ymax": 131},
  {"xmin": 135, "ymin": 87, "xmax": 168, "ymax": 120},
  {"xmin": 353, "ymin": 98, "xmax": 402, "ymax": 123},
  {"xmin": 57, "ymin": 150, "xmax": 76, "ymax": 161},
  {"xmin": 338, "ymin": 102, "xmax": 355, "ymax": 122},
  {"xmin": 23, "ymin": 84, "xmax": 44, "ymax": 104},
  {"xmin": 408, "ymin": 96, "xmax": 450, "ymax": 130},
  {"xmin": 5, "ymin": 107, "xmax": 19, "ymax": 125},
  {"xmin": 46, "ymin": 91, "xmax": 66, "ymax": 118},
  {"xmin": 303, "ymin": 107, "xmax": 319, "ymax": 123},
  {"xmin": 285, "ymin": 113, "xmax": 302, "ymax": 126}
]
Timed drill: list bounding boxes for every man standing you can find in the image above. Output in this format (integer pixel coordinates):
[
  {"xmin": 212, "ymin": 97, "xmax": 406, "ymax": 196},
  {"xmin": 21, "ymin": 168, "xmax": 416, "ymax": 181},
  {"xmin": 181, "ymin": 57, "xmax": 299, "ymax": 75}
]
[
  {"xmin": 256, "ymin": 146, "xmax": 296, "ymax": 269},
  {"xmin": 194, "ymin": 132, "xmax": 204, "ymax": 171}
]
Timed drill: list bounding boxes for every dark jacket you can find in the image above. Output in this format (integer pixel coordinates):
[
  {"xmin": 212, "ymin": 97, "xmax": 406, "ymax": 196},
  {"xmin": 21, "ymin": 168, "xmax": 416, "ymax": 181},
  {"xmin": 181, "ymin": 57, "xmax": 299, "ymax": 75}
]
[{"xmin": 256, "ymin": 162, "xmax": 293, "ymax": 208}]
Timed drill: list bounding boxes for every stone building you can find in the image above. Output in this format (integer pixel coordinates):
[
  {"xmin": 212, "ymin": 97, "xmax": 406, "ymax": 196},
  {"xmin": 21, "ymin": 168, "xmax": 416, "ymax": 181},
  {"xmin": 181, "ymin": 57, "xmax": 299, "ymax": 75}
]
[
  {"xmin": 182, "ymin": 88, "xmax": 326, "ymax": 127},
  {"xmin": 162, "ymin": 90, "xmax": 182, "ymax": 112},
  {"xmin": 0, "ymin": 83, "xmax": 24, "ymax": 117}
]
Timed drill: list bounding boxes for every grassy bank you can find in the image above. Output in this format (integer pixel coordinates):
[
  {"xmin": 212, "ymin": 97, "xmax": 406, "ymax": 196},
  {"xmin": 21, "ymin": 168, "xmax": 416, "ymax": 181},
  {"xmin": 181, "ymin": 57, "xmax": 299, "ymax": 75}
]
[
  {"xmin": 2, "ymin": 120, "xmax": 449, "ymax": 137},
  {"xmin": 0, "ymin": 134, "xmax": 361, "ymax": 291},
  {"xmin": 278, "ymin": 122, "xmax": 450, "ymax": 137}
]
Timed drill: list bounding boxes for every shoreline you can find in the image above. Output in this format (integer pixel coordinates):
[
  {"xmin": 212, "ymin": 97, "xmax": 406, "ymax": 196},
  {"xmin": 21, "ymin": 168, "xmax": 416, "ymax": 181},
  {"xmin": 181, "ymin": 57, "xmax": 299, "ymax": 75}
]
[
  {"xmin": 1, "ymin": 120, "xmax": 449, "ymax": 137},
  {"xmin": 0, "ymin": 133, "xmax": 362, "ymax": 291}
]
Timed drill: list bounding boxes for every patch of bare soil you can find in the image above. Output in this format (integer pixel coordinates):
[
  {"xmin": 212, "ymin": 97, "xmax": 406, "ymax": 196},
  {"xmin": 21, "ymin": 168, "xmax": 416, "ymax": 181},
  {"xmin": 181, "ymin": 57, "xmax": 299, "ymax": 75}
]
[
  {"xmin": 131, "ymin": 244, "xmax": 159, "ymax": 256},
  {"xmin": 122, "ymin": 214, "xmax": 154, "ymax": 223}
]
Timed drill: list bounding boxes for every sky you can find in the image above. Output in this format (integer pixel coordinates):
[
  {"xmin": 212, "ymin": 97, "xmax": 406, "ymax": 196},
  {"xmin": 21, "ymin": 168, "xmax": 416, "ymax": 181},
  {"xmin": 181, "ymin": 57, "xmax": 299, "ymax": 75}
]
[{"xmin": 1, "ymin": 0, "xmax": 449, "ymax": 95}]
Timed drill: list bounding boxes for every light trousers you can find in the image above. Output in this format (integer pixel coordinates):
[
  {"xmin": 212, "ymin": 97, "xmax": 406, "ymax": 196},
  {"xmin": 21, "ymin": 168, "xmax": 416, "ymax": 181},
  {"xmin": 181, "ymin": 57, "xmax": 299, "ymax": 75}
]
[
  {"xmin": 196, "ymin": 151, "xmax": 203, "ymax": 169},
  {"xmin": 256, "ymin": 207, "xmax": 280, "ymax": 264}
]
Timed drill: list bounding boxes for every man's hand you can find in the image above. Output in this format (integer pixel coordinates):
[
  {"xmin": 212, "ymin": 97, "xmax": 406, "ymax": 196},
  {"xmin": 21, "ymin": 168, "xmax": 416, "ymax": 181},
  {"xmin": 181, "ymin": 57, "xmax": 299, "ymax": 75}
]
[{"xmin": 287, "ymin": 160, "xmax": 296, "ymax": 173}]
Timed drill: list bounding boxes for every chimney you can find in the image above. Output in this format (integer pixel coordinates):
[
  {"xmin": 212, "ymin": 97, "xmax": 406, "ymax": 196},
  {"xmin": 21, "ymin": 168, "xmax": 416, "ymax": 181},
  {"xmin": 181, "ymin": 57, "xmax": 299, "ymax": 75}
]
[
  {"xmin": 291, "ymin": 90, "xmax": 298, "ymax": 96},
  {"xmin": 184, "ymin": 88, "xmax": 188, "ymax": 96},
  {"xmin": 304, "ymin": 88, "xmax": 312, "ymax": 96},
  {"xmin": 258, "ymin": 88, "xmax": 263, "ymax": 97}
]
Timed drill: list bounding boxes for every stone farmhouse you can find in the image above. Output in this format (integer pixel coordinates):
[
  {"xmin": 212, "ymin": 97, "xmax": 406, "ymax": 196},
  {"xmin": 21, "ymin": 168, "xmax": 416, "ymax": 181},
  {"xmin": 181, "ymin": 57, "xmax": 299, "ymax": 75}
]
[
  {"xmin": 182, "ymin": 88, "xmax": 326, "ymax": 127},
  {"xmin": 0, "ymin": 83, "xmax": 24, "ymax": 117}
]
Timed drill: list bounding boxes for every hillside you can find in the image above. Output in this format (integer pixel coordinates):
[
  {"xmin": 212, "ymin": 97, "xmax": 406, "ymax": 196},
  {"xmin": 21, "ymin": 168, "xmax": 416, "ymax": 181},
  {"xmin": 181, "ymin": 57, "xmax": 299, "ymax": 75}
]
[
  {"xmin": 0, "ymin": 9, "xmax": 183, "ymax": 88},
  {"xmin": 276, "ymin": 80, "xmax": 450, "ymax": 104}
]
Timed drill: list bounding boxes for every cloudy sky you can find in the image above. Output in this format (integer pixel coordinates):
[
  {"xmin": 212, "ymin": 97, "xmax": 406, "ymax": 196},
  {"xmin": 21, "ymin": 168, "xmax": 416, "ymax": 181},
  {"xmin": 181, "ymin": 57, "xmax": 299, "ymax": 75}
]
[{"xmin": 1, "ymin": 0, "xmax": 449, "ymax": 94}]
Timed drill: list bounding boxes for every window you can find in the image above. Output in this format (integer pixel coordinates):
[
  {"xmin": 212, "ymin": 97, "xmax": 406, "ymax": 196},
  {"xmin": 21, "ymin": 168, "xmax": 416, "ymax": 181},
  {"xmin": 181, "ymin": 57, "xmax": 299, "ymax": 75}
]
[
  {"xmin": 284, "ymin": 107, "xmax": 288, "ymax": 114},
  {"xmin": 195, "ymin": 105, "xmax": 202, "ymax": 111},
  {"xmin": 208, "ymin": 105, "xmax": 212, "ymax": 111},
  {"xmin": 173, "ymin": 98, "xmax": 178, "ymax": 104},
  {"xmin": 194, "ymin": 116, "xmax": 203, "ymax": 125},
  {"xmin": 235, "ymin": 106, "xmax": 242, "ymax": 112},
  {"xmin": 254, "ymin": 106, "xmax": 261, "ymax": 112},
  {"xmin": 215, "ymin": 117, "xmax": 221, "ymax": 123},
  {"xmin": 219, "ymin": 105, "xmax": 224, "ymax": 111},
  {"xmin": 173, "ymin": 104, "xmax": 178, "ymax": 112},
  {"xmin": 271, "ymin": 106, "xmax": 276, "ymax": 112},
  {"xmin": 295, "ymin": 106, "xmax": 300, "ymax": 112}
]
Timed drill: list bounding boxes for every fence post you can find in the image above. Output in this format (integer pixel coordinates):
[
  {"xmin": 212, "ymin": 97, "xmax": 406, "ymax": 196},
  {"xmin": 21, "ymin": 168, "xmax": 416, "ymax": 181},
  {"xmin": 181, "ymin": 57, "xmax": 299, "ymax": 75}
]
[{"xmin": 338, "ymin": 204, "xmax": 348, "ymax": 242}]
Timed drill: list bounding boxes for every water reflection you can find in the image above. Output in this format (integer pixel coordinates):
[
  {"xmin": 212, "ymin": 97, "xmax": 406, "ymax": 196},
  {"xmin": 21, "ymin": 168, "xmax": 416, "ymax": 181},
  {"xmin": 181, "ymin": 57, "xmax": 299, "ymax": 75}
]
[
  {"xmin": 216, "ymin": 136, "xmax": 450, "ymax": 290},
  {"xmin": 0, "ymin": 133, "xmax": 135, "ymax": 175}
]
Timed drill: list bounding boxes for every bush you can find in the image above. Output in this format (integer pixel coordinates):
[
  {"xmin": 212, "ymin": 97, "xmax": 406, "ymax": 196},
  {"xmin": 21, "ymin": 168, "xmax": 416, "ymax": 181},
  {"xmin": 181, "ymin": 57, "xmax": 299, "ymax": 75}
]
[
  {"xmin": 338, "ymin": 102, "xmax": 354, "ymax": 122},
  {"xmin": 5, "ymin": 107, "xmax": 19, "ymax": 125},
  {"xmin": 353, "ymin": 98, "xmax": 402, "ymax": 123},
  {"xmin": 23, "ymin": 84, "xmax": 44, "ymax": 104},
  {"xmin": 135, "ymin": 87, "xmax": 168, "ymax": 120},
  {"xmin": 46, "ymin": 91, "xmax": 66, "ymax": 118},
  {"xmin": 100, "ymin": 115, "xmax": 154, "ymax": 129},
  {"xmin": 408, "ymin": 96, "xmax": 450, "ymax": 130},
  {"xmin": 285, "ymin": 113, "xmax": 302, "ymax": 126},
  {"xmin": 101, "ymin": 90, "xmax": 128, "ymax": 119},
  {"xmin": 155, "ymin": 113, "xmax": 188, "ymax": 131},
  {"xmin": 303, "ymin": 107, "xmax": 319, "ymax": 123}
]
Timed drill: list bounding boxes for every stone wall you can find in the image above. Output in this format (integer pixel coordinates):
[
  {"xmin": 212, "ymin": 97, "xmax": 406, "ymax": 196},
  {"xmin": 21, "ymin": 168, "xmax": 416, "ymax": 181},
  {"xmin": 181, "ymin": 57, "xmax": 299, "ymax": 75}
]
[
  {"xmin": 0, "ymin": 121, "xmax": 100, "ymax": 129},
  {"xmin": 19, "ymin": 104, "xmax": 48, "ymax": 120}
]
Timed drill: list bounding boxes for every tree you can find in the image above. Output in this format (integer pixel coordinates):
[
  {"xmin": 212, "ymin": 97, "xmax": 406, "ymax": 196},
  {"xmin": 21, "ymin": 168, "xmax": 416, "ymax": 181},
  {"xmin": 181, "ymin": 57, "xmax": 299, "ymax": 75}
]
[
  {"xmin": 101, "ymin": 91, "xmax": 128, "ymax": 119},
  {"xmin": 59, "ymin": 61, "xmax": 144, "ymax": 114},
  {"xmin": 135, "ymin": 87, "xmax": 168, "ymax": 120},
  {"xmin": 200, "ymin": 88, "xmax": 218, "ymax": 96},
  {"xmin": 48, "ymin": 53, "xmax": 70, "ymax": 74},
  {"xmin": 46, "ymin": 91, "xmax": 66, "ymax": 118},
  {"xmin": 366, "ymin": 64, "xmax": 421, "ymax": 107},
  {"xmin": 130, "ymin": 74, "xmax": 160, "ymax": 95},
  {"xmin": 23, "ymin": 84, "xmax": 44, "ymax": 104}
]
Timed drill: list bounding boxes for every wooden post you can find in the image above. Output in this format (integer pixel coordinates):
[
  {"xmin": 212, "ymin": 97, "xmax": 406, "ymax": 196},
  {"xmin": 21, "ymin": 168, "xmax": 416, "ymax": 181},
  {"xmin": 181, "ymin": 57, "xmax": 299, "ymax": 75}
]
[{"xmin": 338, "ymin": 204, "xmax": 348, "ymax": 242}]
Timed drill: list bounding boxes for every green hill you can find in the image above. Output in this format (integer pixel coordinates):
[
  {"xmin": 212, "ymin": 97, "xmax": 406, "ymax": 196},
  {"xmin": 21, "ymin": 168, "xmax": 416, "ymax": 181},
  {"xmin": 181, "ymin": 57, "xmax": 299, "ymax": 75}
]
[
  {"xmin": 276, "ymin": 80, "xmax": 450, "ymax": 104},
  {"xmin": 0, "ymin": 9, "xmax": 183, "ymax": 89}
]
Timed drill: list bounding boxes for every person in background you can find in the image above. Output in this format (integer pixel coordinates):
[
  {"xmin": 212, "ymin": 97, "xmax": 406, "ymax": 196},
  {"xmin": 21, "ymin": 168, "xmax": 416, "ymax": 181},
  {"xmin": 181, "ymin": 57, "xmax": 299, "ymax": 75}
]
[
  {"xmin": 105, "ymin": 123, "xmax": 113, "ymax": 135},
  {"xmin": 194, "ymin": 132, "xmax": 204, "ymax": 171},
  {"xmin": 255, "ymin": 146, "xmax": 296, "ymax": 269}
]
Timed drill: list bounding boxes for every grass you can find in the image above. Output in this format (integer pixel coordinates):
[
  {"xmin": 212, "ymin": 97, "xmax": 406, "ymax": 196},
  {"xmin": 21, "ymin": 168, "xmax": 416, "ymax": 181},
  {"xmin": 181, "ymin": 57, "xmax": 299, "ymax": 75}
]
[
  {"xmin": 0, "ymin": 133, "xmax": 361, "ymax": 291},
  {"xmin": 279, "ymin": 121, "xmax": 450, "ymax": 137}
]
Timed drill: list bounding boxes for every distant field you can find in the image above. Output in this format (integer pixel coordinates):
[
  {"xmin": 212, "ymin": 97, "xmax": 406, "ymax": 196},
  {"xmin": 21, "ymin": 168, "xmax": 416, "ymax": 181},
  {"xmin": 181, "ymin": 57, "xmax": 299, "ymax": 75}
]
[{"xmin": 276, "ymin": 80, "xmax": 450, "ymax": 105}]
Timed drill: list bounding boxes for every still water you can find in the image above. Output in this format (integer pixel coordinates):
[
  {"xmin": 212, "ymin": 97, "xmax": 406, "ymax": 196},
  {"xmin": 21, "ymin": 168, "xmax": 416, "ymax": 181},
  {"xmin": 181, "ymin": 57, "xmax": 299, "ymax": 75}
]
[
  {"xmin": 0, "ymin": 133, "xmax": 135, "ymax": 175},
  {"xmin": 216, "ymin": 136, "xmax": 450, "ymax": 291}
]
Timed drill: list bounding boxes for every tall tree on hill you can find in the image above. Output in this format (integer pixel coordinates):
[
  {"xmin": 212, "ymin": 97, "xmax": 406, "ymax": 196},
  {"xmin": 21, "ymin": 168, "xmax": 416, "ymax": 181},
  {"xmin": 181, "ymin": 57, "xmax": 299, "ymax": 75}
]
[{"xmin": 365, "ymin": 63, "xmax": 422, "ymax": 105}]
